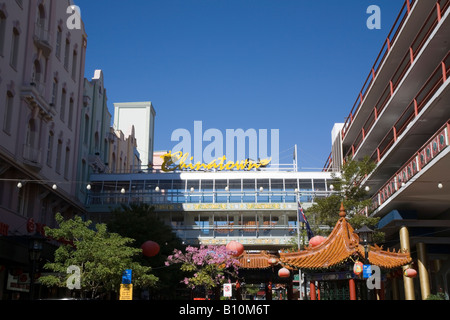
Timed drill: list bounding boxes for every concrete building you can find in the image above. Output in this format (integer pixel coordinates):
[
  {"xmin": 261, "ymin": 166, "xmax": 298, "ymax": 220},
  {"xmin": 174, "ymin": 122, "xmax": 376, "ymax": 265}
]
[
  {"xmin": 107, "ymin": 126, "xmax": 141, "ymax": 174},
  {"xmin": 0, "ymin": 0, "xmax": 87, "ymax": 299},
  {"xmin": 77, "ymin": 70, "xmax": 112, "ymax": 203},
  {"xmin": 113, "ymin": 101, "xmax": 156, "ymax": 169},
  {"xmin": 326, "ymin": 0, "xmax": 450, "ymax": 300}
]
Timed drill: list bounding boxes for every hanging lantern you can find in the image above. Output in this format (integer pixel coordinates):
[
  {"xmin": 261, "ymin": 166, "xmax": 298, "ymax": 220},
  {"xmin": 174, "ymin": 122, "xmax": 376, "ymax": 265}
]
[
  {"xmin": 309, "ymin": 235, "xmax": 326, "ymax": 247},
  {"xmin": 403, "ymin": 268, "xmax": 417, "ymax": 278},
  {"xmin": 278, "ymin": 267, "xmax": 290, "ymax": 278},
  {"xmin": 353, "ymin": 261, "xmax": 364, "ymax": 276},
  {"xmin": 141, "ymin": 240, "xmax": 160, "ymax": 257},
  {"xmin": 226, "ymin": 241, "xmax": 244, "ymax": 257}
]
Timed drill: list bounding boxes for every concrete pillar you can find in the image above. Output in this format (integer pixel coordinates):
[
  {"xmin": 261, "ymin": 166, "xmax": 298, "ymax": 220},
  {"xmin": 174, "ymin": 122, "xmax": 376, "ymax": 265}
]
[
  {"xmin": 417, "ymin": 242, "xmax": 431, "ymax": 300},
  {"xmin": 400, "ymin": 226, "xmax": 415, "ymax": 300}
]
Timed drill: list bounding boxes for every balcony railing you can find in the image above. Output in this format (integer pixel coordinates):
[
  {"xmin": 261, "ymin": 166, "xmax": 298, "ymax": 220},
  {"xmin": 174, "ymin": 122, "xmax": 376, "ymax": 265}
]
[
  {"xmin": 87, "ymin": 190, "xmax": 331, "ymax": 207},
  {"xmin": 343, "ymin": 2, "xmax": 449, "ymax": 161},
  {"xmin": 370, "ymin": 51, "xmax": 450, "ymax": 163},
  {"xmin": 341, "ymin": 0, "xmax": 416, "ymax": 139},
  {"xmin": 371, "ymin": 119, "xmax": 450, "ymax": 210}
]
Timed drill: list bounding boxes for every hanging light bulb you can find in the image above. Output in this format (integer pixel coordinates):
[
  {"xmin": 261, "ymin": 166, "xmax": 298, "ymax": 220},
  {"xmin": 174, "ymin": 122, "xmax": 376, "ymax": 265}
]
[
  {"xmin": 438, "ymin": 182, "xmax": 443, "ymax": 189},
  {"xmin": 17, "ymin": 182, "xmax": 23, "ymax": 189},
  {"xmin": 86, "ymin": 184, "xmax": 91, "ymax": 190},
  {"xmin": 52, "ymin": 184, "xmax": 57, "ymax": 190},
  {"xmin": 155, "ymin": 186, "xmax": 160, "ymax": 192},
  {"xmin": 120, "ymin": 187, "xmax": 126, "ymax": 194}
]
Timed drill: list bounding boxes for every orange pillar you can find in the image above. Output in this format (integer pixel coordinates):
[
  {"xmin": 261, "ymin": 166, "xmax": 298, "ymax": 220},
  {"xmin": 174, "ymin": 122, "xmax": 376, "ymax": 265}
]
[
  {"xmin": 309, "ymin": 281, "xmax": 316, "ymax": 300},
  {"xmin": 349, "ymin": 278, "xmax": 357, "ymax": 300}
]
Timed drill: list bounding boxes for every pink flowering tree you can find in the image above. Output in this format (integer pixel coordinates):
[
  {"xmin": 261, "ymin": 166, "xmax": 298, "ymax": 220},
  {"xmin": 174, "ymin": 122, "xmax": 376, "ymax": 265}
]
[{"xmin": 165, "ymin": 245, "xmax": 240, "ymax": 290}]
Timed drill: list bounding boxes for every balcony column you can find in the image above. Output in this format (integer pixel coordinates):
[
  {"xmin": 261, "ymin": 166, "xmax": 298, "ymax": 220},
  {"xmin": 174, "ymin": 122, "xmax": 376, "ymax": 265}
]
[
  {"xmin": 417, "ymin": 242, "xmax": 431, "ymax": 300},
  {"xmin": 349, "ymin": 278, "xmax": 356, "ymax": 300},
  {"xmin": 400, "ymin": 226, "xmax": 415, "ymax": 300}
]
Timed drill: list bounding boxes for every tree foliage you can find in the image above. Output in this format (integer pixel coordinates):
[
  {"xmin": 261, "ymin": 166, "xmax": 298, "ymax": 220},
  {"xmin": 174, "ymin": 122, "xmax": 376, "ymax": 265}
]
[
  {"xmin": 107, "ymin": 203, "xmax": 186, "ymax": 298},
  {"xmin": 307, "ymin": 156, "xmax": 384, "ymax": 242},
  {"xmin": 165, "ymin": 245, "xmax": 240, "ymax": 290},
  {"xmin": 39, "ymin": 213, "xmax": 158, "ymax": 299}
]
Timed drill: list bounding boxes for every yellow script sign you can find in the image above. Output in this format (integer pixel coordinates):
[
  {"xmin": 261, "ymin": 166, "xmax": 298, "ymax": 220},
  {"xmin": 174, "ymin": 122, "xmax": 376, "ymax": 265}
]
[
  {"xmin": 120, "ymin": 284, "xmax": 133, "ymax": 300},
  {"xmin": 161, "ymin": 151, "xmax": 271, "ymax": 172}
]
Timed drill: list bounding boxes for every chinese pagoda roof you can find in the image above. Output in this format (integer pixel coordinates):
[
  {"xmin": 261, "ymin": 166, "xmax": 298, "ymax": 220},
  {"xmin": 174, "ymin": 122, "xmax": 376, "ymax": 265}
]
[
  {"xmin": 279, "ymin": 204, "xmax": 412, "ymax": 270},
  {"xmin": 237, "ymin": 251, "xmax": 279, "ymax": 269}
]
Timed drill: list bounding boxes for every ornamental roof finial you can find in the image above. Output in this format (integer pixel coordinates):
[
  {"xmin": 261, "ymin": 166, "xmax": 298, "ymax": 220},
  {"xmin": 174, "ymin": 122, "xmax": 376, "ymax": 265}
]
[{"xmin": 339, "ymin": 202, "xmax": 346, "ymax": 218}]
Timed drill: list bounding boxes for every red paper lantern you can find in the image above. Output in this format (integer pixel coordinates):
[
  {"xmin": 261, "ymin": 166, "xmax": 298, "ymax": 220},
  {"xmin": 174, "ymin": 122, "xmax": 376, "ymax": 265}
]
[
  {"xmin": 403, "ymin": 268, "xmax": 417, "ymax": 278},
  {"xmin": 353, "ymin": 261, "xmax": 364, "ymax": 276},
  {"xmin": 278, "ymin": 267, "xmax": 290, "ymax": 278},
  {"xmin": 309, "ymin": 235, "xmax": 326, "ymax": 247},
  {"xmin": 226, "ymin": 241, "xmax": 244, "ymax": 257},
  {"xmin": 141, "ymin": 241, "xmax": 160, "ymax": 257}
]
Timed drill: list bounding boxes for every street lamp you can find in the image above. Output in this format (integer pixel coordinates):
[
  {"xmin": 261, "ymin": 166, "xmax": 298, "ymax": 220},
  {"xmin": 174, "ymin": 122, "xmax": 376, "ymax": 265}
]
[
  {"xmin": 28, "ymin": 232, "xmax": 45, "ymax": 300},
  {"xmin": 355, "ymin": 225, "xmax": 374, "ymax": 262}
]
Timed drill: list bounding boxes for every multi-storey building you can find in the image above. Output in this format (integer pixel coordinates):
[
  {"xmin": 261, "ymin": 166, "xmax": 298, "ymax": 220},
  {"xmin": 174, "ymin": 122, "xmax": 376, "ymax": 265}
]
[
  {"xmin": 113, "ymin": 101, "xmax": 156, "ymax": 169},
  {"xmin": 86, "ymin": 158, "xmax": 333, "ymax": 250},
  {"xmin": 77, "ymin": 69, "xmax": 112, "ymax": 203},
  {"xmin": 106, "ymin": 126, "xmax": 141, "ymax": 174},
  {"xmin": 0, "ymin": 0, "xmax": 87, "ymax": 299},
  {"xmin": 327, "ymin": 0, "xmax": 450, "ymax": 300}
]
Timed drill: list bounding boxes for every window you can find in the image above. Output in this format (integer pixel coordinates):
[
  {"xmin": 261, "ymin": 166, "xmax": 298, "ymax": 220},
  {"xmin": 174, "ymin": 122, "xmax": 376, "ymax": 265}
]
[
  {"xmin": 55, "ymin": 26, "xmax": 62, "ymax": 58},
  {"xmin": 51, "ymin": 78, "xmax": 58, "ymax": 106},
  {"xmin": 71, "ymin": 50, "xmax": 77, "ymax": 79},
  {"xmin": 64, "ymin": 147, "xmax": 70, "ymax": 179},
  {"xmin": 56, "ymin": 139, "xmax": 62, "ymax": 174},
  {"xmin": 46, "ymin": 131, "xmax": 54, "ymax": 167},
  {"xmin": 3, "ymin": 91, "xmax": 14, "ymax": 133},
  {"xmin": 60, "ymin": 88, "xmax": 66, "ymax": 121},
  {"xmin": 64, "ymin": 38, "xmax": 70, "ymax": 70},
  {"xmin": 0, "ymin": 11, "xmax": 6, "ymax": 56},
  {"xmin": 68, "ymin": 97, "xmax": 74, "ymax": 129},
  {"xmin": 10, "ymin": 28, "xmax": 20, "ymax": 69},
  {"xmin": 84, "ymin": 115, "xmax": 89, "ymax": 144},
  {"xmin": 32, "ymin": 60, "xmax": 42, "ymax": 84}
]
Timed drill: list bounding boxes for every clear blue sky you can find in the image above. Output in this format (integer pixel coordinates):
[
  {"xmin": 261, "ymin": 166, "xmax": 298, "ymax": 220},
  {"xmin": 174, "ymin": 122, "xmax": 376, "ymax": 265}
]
[{"xmin": 75, "ymin": 0, "xmax": 404, "ymax": 170}]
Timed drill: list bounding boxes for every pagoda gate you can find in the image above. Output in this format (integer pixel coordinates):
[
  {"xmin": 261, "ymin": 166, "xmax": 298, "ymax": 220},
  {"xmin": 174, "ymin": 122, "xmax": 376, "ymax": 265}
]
[{"xmin": 238, "ymin": 204, "xmax": 413, "ymax": 300}]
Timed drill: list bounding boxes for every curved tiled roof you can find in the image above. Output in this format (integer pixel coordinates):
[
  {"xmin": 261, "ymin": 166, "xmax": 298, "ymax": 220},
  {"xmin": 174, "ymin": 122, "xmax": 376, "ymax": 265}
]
[
  {"xmin": 279, "ymin": 205, "xmax": 411, "ymax": 270},
  {"xmin": 237, "ymin": 251, "xmax": 280, "ymax": 269}
]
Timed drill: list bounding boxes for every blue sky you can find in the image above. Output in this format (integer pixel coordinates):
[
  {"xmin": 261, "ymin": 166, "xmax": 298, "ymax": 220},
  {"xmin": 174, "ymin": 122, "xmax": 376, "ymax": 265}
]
[{"xmin": 75, "ymin": 0, "xmax": 404, "ymax": 170}]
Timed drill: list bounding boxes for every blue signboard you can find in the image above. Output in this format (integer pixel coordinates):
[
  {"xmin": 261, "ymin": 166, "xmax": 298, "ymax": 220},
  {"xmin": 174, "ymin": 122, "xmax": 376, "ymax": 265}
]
[
  {"xmin": 122, "ymin": 269, "xmax": 132, "ymax": 284},
  {"xmin": 363, "ymin": 265, "xmax": 372, "ymax": 279}
]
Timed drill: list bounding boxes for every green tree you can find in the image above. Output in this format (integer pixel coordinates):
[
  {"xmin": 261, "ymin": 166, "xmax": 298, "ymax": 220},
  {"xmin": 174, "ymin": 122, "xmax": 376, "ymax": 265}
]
[
  {"xmin": 107, "ymin": 203, "xmax": 186, "ymax": 299},
  {"xmin": 307, "ymin": 156, "xmax": 384, "ymax": 243},
  {"xmin": 39, "ymin": 213, "xmax": 158, "ymax": 299}
]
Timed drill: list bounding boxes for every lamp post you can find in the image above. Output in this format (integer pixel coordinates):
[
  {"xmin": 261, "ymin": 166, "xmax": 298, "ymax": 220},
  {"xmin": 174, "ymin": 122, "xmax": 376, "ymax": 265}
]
[
  {"xmin": 28, "ymin": 232, "xmax": 45, "ymax": 300},
  {"xmin": 355, "ymin": 225, "xmax": 374, "ymax": 262}
]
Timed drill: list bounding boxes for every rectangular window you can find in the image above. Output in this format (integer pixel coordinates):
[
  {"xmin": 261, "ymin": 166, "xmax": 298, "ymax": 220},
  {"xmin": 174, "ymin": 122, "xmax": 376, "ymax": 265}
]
[
  {"xmin": 60, "ymin": 89, "xmax": 66, "ymax": 121},
  {"xmin": 64, "ymin": 39, "xmax": 70, "ymax": 70},
  {"xmin": 46, "ymin": 132, "xmax": 54, "ymax": 167},
  {"xmin": 71, "ymin": 50, "xmax": 77, "ymax": 79},
  {"xmin": 10, "ymin": 28, "xmax": 20, "ymax": 69},
  {"xmin": 55, "ymin": 27, "xmax": 62, "ymax": 58},
  {"xmin": 64, "ymin": 148, "xmax": 70, "ymax": 179},
  {"xmin": 51, "ymin": 79, "xmax": 58, "ymax": 106},
  {"xmin": 56, "ymin": 140, "xmax": 62, "ymax": 174},
  {"xmin": 3, "ymin": 91, "xmax": 13, "ymax": 133},
  {"xmin": 68, "ymin": 98, "xmax": 74, "ymax": 129},
  {"xmin": 0, "ymin": 13, "xmax": 6, "ymax": 56}
]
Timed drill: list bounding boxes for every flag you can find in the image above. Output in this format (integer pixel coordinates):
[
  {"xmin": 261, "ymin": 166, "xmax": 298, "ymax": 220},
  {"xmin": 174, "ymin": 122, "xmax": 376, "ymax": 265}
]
[{"xmin": 298, "ymin": 202, "xmax": 314, "ymax": 240}]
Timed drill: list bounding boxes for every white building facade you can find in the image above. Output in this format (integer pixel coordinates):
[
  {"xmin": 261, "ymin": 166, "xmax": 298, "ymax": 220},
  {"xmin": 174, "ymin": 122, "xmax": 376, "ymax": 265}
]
[{"xmin": 113, "ymin": 101, "xmax": 156, "ymax": 169}]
